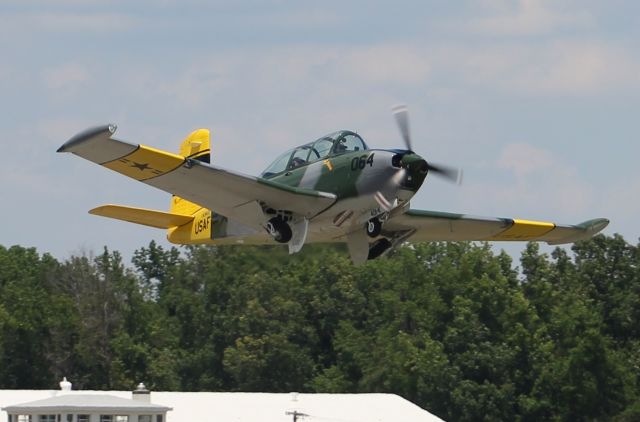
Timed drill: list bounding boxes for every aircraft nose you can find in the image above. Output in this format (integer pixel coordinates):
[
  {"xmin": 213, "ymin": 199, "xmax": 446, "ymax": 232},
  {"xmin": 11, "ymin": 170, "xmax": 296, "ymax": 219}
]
[
  {"xmin": 400, "ymin": 151, "xmax": 463, "ymax": 185},
  {"xmin": 416, "ymin": 159, "xmax": 429, "ymax": 174},
  {"xmin": 401, "ymin": 153, "xmax": 428, "ymax": 173},
  {"xmin": 397, "ymin": 153, "xmax": 429, "ymax": 190}
]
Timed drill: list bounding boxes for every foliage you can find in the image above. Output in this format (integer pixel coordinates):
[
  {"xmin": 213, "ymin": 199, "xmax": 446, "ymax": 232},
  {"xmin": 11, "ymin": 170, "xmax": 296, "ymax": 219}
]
[{"xmin": 0, "ymin": 235, "xmax": 639, "ymax": 421}]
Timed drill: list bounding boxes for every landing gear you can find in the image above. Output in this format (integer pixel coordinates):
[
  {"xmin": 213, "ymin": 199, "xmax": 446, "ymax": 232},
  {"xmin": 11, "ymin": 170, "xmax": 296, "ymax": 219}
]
[
  {"xmin": 266, "ymin": 217, "xmax": 292, "ymax": 243},
  {"xmin": 365, "ymin": 217, "xmax": 382, "ymax": 238}
]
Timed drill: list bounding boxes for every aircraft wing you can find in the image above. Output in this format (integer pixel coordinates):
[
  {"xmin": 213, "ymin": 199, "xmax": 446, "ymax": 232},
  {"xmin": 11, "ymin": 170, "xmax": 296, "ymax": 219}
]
[
  {"xmin": 384, "ymin": 209, "xmax": 609, "ymax": 245},
  {"xmin": 57, "ymin": 125, "xmax": 337, "ymax": 229}
]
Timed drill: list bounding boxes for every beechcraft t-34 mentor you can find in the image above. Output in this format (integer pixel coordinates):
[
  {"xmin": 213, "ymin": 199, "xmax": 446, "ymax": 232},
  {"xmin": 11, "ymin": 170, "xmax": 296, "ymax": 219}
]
[{"xmin": 58, "ymin": 106, "xmax": 609, "ymax": 264}]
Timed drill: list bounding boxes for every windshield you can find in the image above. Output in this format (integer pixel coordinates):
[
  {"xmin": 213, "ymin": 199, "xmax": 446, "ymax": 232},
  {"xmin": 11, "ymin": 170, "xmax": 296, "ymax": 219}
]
[{"xmin": 261, "ymin": 148, "xmax": 294, "ymax": 178}]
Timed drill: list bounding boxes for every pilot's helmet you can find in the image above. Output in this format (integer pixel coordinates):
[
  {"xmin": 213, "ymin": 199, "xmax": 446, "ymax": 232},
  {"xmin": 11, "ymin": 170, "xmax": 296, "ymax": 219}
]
[{"xmin": 291, "ymin": 157, "xmax": 305, "ymax": 168}]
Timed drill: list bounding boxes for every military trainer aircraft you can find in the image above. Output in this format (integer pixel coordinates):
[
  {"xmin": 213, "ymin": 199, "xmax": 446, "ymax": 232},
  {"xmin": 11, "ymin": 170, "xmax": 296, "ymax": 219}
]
[{"xmin": 58, "ymin": 106, "xmax": 609, "ymax": 263}]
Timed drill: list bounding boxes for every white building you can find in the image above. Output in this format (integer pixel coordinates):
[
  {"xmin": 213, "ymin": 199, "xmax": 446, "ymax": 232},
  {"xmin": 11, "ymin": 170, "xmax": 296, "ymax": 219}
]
[
  {"xmin": 3, "ymin": 394, "xmax": 170, "ymax": 422},
  {"xmin": 2, "ymin": 381, "xmax": 169, "ymax": 422},
  {"xmin": 0, "ymin": 379, "xmax": 445, "ymax": 422}
]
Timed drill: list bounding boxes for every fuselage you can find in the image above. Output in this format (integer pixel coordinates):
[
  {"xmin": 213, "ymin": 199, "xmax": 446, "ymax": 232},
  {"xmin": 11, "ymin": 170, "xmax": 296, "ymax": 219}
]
[{"xmin": 261, "ymin": 130, "xmax": 429, "ymax": 235}]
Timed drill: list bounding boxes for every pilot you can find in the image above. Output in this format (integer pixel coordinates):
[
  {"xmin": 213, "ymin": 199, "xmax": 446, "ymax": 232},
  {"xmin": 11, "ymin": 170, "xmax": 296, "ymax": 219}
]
[
  {"xmin": 335, "ymin": 139, "xmax": 348, "ymax": 153},
  {"xmin": 290, "ymin": 157, "xmax": 306, "ymax": 168}
]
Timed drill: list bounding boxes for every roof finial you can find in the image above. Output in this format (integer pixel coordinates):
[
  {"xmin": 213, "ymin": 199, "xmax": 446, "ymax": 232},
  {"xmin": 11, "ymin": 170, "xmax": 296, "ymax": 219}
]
[
  {"xmin": 133, "ymin": 382, "xmax": 151, "ymax": 403},
  {"xmin": 59, "ymin": 377, "xmax": 72, "ymax": 391}
]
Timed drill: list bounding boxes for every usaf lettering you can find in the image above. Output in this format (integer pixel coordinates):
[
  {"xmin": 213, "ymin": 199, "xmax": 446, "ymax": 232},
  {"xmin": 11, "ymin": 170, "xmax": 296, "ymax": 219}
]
[{"xmin": 194, "ymin": 214, "xmax": 211, "ymax": 235}]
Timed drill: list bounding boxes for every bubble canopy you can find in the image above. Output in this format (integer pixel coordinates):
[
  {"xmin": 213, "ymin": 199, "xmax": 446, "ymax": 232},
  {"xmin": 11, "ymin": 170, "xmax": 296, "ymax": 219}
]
[{"xmin": 261, "ymin": 130, "xmax": 368, "ymax": 178}]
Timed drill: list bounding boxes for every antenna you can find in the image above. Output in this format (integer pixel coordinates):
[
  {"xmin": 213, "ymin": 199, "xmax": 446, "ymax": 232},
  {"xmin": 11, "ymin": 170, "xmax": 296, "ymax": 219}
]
[{"xmin": 285, "ymin": 410, "xmax": 309, "ymax": 422}]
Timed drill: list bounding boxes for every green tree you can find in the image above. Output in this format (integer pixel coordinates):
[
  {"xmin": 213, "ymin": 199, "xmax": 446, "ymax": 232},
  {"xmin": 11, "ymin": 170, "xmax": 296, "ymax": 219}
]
[{"xmin": 0, "ymin": 246, "xmax": 58, "ymax": 388}]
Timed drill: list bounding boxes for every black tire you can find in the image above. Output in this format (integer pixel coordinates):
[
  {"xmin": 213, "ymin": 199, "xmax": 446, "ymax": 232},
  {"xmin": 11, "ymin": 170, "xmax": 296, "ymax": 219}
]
[
  {"xmin": 267, "ymin": 218, "xmax": 292, "ymax": 243},
  {"xmin": 365, "ymin": 218, "xmax": 382, "ymax": 238}
]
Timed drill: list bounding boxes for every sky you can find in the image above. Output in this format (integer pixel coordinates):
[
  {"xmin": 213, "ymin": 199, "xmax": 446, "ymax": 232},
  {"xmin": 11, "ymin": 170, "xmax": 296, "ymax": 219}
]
[{"xmin": 1, "ymin": 0, "xmax": 639, "ymax": 264}]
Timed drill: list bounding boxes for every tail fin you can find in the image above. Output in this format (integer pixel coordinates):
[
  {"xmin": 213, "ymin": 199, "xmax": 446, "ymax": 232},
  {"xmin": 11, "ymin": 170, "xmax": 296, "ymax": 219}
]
[
  {"xmin": 170, "ymin": 129, "xmax": 211, "ymax": 215},
  {"xmin": 166, "ymin": 128, "xmax": 215, "ymax": 243},
  {"xmin": 179, "ymin": 128, "xmax": 210, "ymax": 162}
]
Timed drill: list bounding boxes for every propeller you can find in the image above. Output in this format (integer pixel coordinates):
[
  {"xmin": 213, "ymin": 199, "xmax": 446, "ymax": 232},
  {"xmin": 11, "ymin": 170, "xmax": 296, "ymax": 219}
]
[
  {"xmin": 391, "ymin": 104, "xmax": 412, "ymax": 151},
  {"xmin": 391, "ymin": 104, "xmax": 463, "ymax": 185},
  {"xmin": 427, "ymin": 162, "xmax": 464, "ymax": 185}
]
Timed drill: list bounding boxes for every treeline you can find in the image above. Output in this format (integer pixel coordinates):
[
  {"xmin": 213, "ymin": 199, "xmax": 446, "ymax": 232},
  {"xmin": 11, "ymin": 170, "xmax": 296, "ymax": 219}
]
[{"xmin": 0, "ymin": 235, "xmax": 639, "ymax": 421}]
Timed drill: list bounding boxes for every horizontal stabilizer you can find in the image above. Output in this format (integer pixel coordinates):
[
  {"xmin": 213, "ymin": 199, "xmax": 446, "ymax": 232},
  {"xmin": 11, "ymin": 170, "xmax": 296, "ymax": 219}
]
[{"xmin": 89, "ymin": 204, "xmax": 193, "ymax": 229}]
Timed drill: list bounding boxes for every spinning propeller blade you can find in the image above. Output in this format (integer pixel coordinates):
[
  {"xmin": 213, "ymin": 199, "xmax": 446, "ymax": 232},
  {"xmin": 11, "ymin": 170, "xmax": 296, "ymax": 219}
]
[
  {"xmin": 392, "ymin": 104, "xmax": 412, "ymax": 151},
  {"xmin": 391, "ymin": 104, "xmax": 463, "ymax": 185},
  {"xmin": 427, "ymin": 162, "xmax": 463, "ymax": 185}
]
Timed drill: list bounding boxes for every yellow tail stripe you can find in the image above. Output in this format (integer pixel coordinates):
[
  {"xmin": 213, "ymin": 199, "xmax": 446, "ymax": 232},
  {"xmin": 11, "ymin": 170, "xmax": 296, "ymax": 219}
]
[
  {"xmin": 102, "ymin": 145, "xmax": 185, "ymax": 181},
  {"xmin": 489, "ymin": 219, "xmax": 555, "ymax": 241}
]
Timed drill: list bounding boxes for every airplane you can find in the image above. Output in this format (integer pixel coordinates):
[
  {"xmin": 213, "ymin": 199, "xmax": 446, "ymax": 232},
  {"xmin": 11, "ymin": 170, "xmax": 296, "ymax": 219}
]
[{"xmin": 57, "ymin": 106, "xmax": 609, "ymax": 264}]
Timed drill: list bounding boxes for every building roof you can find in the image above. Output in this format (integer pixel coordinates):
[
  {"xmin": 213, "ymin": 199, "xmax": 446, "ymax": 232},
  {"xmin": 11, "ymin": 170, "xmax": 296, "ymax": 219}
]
[
  {"xmin": 154, "ymin": 392, "xmax": 444, "ymax": 422},
  {"xmin": 0, "ymin": 391, "xmax": 444, "ymax": 422},
  {"xmin": 3, "ymin": 394, "xmax": 171, "ymax": 413}
]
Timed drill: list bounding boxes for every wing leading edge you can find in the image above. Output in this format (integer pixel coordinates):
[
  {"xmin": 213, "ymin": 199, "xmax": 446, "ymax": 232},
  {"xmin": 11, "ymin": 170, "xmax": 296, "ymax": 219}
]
[
  {"xmin": 385, "ymin": 209, "xmax": 609, "ymax": 245},
  {"xmin": 57, "ymin": 124, "xmax": 337, "ymax": 230}
]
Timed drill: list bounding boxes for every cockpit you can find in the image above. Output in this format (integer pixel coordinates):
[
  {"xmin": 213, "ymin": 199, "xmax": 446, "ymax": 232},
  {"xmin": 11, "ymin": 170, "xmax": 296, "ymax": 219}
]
[{"xmin": 261, "ymin": 130, "xmax": 368, "ymax": 178}]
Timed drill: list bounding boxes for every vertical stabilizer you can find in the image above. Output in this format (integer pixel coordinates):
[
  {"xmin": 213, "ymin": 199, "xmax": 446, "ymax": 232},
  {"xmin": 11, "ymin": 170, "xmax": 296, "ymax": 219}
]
[
  {"xmin": 179, "ymin": 128, "xmax": 210, "ymax": 162},
  {"xmin": 170, "ymin": 129, "xmax": 211, "ymax": 216}
]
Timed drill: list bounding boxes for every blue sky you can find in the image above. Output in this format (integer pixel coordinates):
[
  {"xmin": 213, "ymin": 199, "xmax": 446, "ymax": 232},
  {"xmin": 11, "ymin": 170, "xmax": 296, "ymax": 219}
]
[{"xmin": 1, "ymin": 0, "xmax": 638, "ymax": 263}]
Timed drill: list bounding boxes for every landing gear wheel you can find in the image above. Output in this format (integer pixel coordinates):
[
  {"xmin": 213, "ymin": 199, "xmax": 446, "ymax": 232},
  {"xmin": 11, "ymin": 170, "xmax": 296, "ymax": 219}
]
[
  {"xmin": 365, "ymin": 218, "xmax": 382, "ymax": 238},
  {"xmin": 266, "ymin": 217, "xmax": 292, "ymax": 243}
]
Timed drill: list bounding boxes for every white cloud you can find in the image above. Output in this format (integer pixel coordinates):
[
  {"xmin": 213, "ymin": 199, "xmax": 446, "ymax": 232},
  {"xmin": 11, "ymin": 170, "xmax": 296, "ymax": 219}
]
[
  {"xmin": 467, "ymin": 0, "xmax": 593, "ymax": 36},
  {"xmin": 152, "ymin": 44, "xmax": 431, "ymax": 108},
  {"xmin": 459, "ymin": 142, "xmax": 594, "ymax": 220},
  {"xmin": 337, "ymin": 45, "xmax": 431, "ymax": 85},
  {"xmin": 504, "ymin": 42, "xmax": 640, "ymax": 96},
  {"xmin": 431, "ymin": 40, "xmax": 640, "ymax": 96},
  {"xmin": 498, "ymin": 142, "xmax": 553, "ymax": 179}
]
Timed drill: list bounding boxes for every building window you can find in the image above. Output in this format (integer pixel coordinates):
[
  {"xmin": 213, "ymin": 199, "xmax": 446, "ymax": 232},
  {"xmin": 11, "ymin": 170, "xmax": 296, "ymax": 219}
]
[
  {"xmin": 114, "ymin": 417, "xmax": 128, "ymax": 422},
  {"xmin": 77, "ymin": 416, "xmax": 90, "ymax": 422},
  {"xmin": 100, "ymin": 416, "xmax": 113, "ymax": 422},
  {"xmin": 17, "ymin": 416, "xmax": 32, "ymax": 422},
  {"xmin": 39, "ymin": 417, "xmax": 56, "ymax": 422},
  {"xmin": 156, "ymin": 416, "xmax": 163, "ymax": 422},
  {"xmin": 139, "ymin": 416, "xmax": 152, "ymax": 422}
]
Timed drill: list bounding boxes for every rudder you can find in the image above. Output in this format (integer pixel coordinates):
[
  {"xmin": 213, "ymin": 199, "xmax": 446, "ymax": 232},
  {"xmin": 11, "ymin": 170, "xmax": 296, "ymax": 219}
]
[
  {"xmin": 167, "ymin": 128, "xmax": 215, "ymax": 243},
  {"xmin": 170, "ymin": 128, "xmax": 211, "ymax": 216}
]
